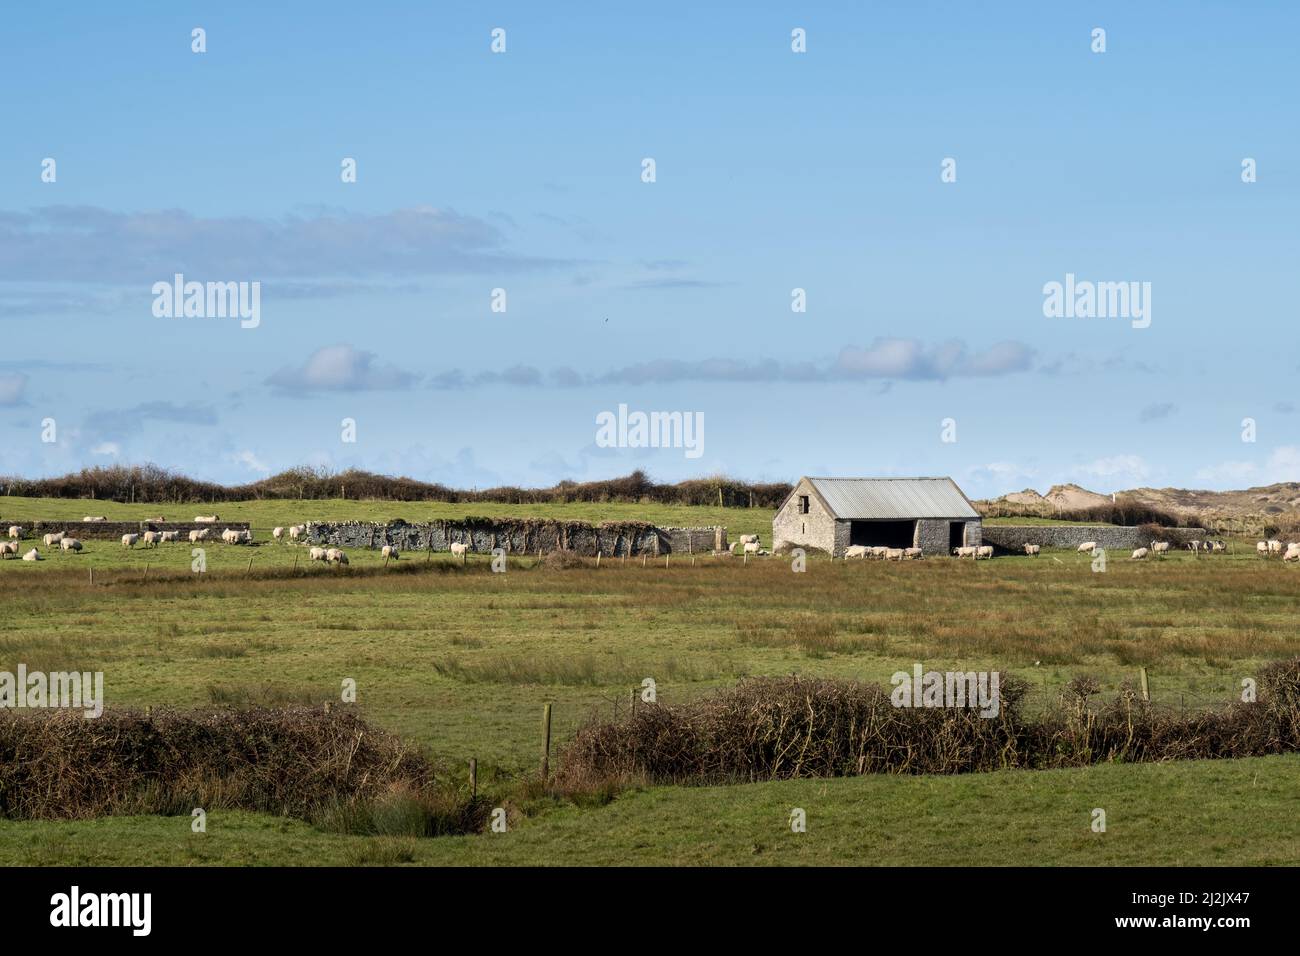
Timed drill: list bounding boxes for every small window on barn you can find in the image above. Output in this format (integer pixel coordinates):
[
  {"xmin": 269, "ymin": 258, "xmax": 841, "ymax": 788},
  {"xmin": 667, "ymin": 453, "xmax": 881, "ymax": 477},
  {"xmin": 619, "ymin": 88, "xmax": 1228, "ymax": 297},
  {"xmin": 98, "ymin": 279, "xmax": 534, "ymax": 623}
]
[{"xmin": 798, "ymin": 495, "xmax": 810, "ymax": 514}]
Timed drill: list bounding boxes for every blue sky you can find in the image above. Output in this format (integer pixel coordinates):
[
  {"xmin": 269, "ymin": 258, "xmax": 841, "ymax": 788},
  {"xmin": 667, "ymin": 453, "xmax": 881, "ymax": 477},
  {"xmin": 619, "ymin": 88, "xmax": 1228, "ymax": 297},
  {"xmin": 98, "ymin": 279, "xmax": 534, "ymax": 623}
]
[{"xmin": 2, "ymin": 1, "xmax": 1297, "ymax": 497}]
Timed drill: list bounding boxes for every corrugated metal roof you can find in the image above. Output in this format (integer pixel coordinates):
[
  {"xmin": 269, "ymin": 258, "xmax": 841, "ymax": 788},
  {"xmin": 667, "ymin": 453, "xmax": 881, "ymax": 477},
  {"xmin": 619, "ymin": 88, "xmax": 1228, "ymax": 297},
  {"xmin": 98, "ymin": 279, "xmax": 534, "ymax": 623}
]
[{"xmin": 807, "ymin": 477, "xmax": 979, "ymax": 520}]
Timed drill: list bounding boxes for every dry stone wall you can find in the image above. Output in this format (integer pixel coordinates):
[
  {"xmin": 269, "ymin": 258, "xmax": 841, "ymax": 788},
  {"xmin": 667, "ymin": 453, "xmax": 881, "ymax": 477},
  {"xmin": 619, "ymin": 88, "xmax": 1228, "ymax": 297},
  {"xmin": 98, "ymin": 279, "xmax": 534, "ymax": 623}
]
[
  {"xmin": 981, "ymin": 524, "xmax": 1207, "ymax": 554},
  {"xmin": 305, "ymin": 519, "xmax": 726, "ymax": 556}
]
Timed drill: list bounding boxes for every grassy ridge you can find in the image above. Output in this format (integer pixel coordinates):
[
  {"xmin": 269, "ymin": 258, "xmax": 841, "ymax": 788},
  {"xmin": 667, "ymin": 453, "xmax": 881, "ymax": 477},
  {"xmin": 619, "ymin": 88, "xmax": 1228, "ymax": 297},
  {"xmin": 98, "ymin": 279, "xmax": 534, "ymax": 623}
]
[{"xmin": 3, "ymin": 755, "xmax": 1296, "ymax": 866}]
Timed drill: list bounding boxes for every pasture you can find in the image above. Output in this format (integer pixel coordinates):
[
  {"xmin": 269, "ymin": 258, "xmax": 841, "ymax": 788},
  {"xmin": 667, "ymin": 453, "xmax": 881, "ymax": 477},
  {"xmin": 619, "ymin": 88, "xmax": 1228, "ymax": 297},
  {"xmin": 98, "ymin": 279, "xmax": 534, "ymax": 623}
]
[{"xmin": 2, "ymin": 498, "xmax": 1299, "ymax": 865}]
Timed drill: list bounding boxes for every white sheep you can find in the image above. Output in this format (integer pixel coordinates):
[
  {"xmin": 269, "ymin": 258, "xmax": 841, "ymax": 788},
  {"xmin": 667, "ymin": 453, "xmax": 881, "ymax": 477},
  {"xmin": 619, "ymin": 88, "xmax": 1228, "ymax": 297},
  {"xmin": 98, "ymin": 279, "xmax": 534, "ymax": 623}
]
[
  {"xmin": 743, "ymin": 541, "xmax": 760, "ymax": 555},
  {"xmin": 739, "ymin": 534, "xmax": 760, "ymax": 546},
  {"xmin": 1152, "ymin": 541, "xmax": 1171, "ymax": 553},
  {"xmin": 0, "ymin": 542, "xmax": 17, "ymax": 559},
  {"xmin": 903, "ymin": 547, "xmax": 923, "ymax": 560},
  {"xmin": 381, "ymin": 545, "xmax": 399, "ymax": 560},
  {"xmin": 272, "ymin": 527, "xmax": 285, "ymax": 542},
  {"xmin": 843, "ymin": 545, "xmax": 869, "ymax": 560},
  {"xmin": 1077, "ymin": 542, "xmax": 1098, "ymax": 554},
  {"xmin": 159, "ymin": 531, "xmax": 179, "ymax": 543},
  {"xmin": 195, "ymin": 515, "xmax": 220, "ymax": 523},
  {"xmin": 976, "ymin": 546, "xmax": 993, "ymax": 560},
  {"xmin": 952, "ymin": 546, "xmax": 977, "ymax": 558},
  {"xmin": 7, "ymin": 525, "xmax": 22, "ymax": 540},
  {"xmin": 869, "ymin": 546, "xmax": 889, "ymax": 559},
  {"xmin": 1268, "ymin": 539, "xmax": 1283, "ymax": 555},
  {"xmin": 121, "ymin": 533, "xmax": 139, "ymax": 549},
  {"xmin": 450, "ymin": 542, "xmax": 469, "ymax": 558},
  {"xmin": 142, "ymin": 531, "xmax": 161, "ymax": 548},
  {"xmin": 309, "ymin": 547, "xmax": 327, "ymax": 562},
  {"xmin": 238, "ymin": 529, "xmax": 253, "ymax": 545},
  {"xmin": 21, "ymin": 548, "xmax": 41, "ymax": 561},
  {"xmin": 1023, "ymin": 544, "xmax": 1040, "ymax": 556},
  {"xmin": 221, "ymin": 529, "xmax": 237, "ymax": 544},
  {"xmin": 1283, "ymin": 544, "xmax": 1300, "ymax": 563},
  {"xmin": 1257, "ymin": 541, "xmax": 1269, "ymax": 555},
  {"xmin": 728, "ymin": 541, "xmax": 740, "ymax": 555},
  {"xmin": 60, "ymin": 537, "xmax": 83, "ymax": 552},
  {"xmin": 289, "ymin": 525, "xmax": 305, "ymax": 541},
  {"xmin": 43, "ymin": 532, "xmax": 65, "ymax": 547},
  {"xmin": 82, "ymin": 516, "xmax": 107, "ymax": 522},
  {"xmin": 1131, "ymin": 547, "xmax": 1149, "ymax": 560},
  {"xmin": 326, "ymin": 548, "xmax": 349, "ymax": 565},
  {"xmin": 189, "ymin": 528, "xmax": 210, "ymax": 543},
  {"xmin": 1189, "ymin": 540, "xmax": 1203, "ymax": 553},
  {"xmin": 1210, "ymin": 540, "xmax": 1226, "ymax": 553}
]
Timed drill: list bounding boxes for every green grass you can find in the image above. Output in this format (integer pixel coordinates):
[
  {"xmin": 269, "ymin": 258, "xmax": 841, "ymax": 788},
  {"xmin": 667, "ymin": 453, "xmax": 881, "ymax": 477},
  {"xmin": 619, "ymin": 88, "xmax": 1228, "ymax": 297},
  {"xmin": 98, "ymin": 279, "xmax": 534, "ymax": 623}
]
[
  {"xmin": 3, "ymin": 496, "xmax": 1298, "ymax": 865},
  {"xmin": 2, "ymin": 755, "xmax": 1295, "ymax": 865},
  {"xmin": 0, "ymin": 495, "xmax": 771, "ymax": 540}
]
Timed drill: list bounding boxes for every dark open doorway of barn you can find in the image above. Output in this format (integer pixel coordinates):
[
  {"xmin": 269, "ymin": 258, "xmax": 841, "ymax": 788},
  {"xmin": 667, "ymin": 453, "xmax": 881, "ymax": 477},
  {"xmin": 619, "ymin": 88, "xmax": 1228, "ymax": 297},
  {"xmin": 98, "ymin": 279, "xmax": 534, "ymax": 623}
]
[
  {"xmin": 849, "ymin": 520, "xmax": 916, "ymax": 548},
  {"xmin": 948, "ymin": 522, "xmax": 966, "ymax": 551}
]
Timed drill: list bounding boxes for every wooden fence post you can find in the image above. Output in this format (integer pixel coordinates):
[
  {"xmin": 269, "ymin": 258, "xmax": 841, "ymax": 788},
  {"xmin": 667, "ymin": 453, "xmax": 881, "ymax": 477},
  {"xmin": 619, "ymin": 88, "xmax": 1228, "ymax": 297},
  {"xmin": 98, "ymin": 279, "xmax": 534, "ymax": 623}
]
[
  {"xmin": 540, "ymin": 703, "xmax": 553, "ymax": 780},
  {"xmin": 1139, "ymin": 667, "xmax": 1150, "ymax": 703},
  {"xmin": 470, "ymin": 758, "xmax": 478, "ymax": 799}
]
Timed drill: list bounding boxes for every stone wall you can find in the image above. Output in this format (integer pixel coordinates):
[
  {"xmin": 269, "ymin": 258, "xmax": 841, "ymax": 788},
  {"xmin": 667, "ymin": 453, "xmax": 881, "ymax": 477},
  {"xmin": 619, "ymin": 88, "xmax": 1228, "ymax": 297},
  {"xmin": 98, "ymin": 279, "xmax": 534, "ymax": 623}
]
[
  {"xmin": 305, "ymin": 519, "xmax": 726, "ymax": 556},
  {"xmin": 7, "ymin": 520, "xmax": 251, "ymax": 540},
  {"xmin": 915, "ymin": 518, "xmax": 983, "ymax": 554},
  {"xmin": 772, "ymin": 479, "xmax": 837, "ymax": 553},
  {"xmin": 980, "ymin": 524, "xmax": 1207, "ymax": 554}
]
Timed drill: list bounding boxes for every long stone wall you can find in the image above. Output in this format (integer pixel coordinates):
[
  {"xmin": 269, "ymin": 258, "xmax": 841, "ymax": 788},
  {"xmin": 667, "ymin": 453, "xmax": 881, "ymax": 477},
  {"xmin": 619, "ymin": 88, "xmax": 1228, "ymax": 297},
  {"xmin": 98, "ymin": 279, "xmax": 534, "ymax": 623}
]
[
  {"xmin": 6, "ymin": 520, "xmax": 251, "ymax": 540},
  {"xmin": 305, "ymin": 519, "xmax": 727, "ymax": 556},
  {"xmin": 981, "ymin": 524, "xmax": 1207, "ymax": 553}
]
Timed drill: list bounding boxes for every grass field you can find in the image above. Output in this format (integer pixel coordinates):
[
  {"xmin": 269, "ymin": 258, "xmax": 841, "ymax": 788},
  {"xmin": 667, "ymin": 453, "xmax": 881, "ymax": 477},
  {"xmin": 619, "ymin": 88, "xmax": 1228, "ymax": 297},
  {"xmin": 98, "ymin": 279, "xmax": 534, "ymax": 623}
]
[{"xmin": 2, "ymin": 497, "xmax": 1298, "ymax": 865}]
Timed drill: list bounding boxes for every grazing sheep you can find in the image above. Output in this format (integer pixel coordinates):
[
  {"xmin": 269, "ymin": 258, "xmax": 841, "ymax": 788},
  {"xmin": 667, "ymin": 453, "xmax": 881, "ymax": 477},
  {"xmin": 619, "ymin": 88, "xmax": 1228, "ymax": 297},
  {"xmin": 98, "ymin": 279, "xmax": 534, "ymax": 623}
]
[
  {"xmin": 884, "ymin": 548, "xmax": 905, "ymax": 561},
  {"xmin": 60, "ymin": 537, "xmax": 83, "ymax": 552},
  {"xmin": 1023, "ymin": 544, "xmax": 1041, "ymax": 556},
  {"xmin": 1210, "ymin": 540, "xmax": 1226, "ymax": 553},
  {"xmin": 195, "ymin": 515, "xmax": 220, "ymax": 523},
  {"xmin": 289, "ymin": 525, "xmax": 305, "ymax": 541},
  {"xmin": 0, "ymin": 542, "xmax": 17, "ymax": 559},
  {"xmin": 1189, "ymin": 540, "xmax": 1203, "ymax": 553},
  {"xmin": 239, "ymin": 530, "xmax": 253, "ymax": 545},
  {"xmin": 272, "ymin": 527, "xmax": 285, "ymax": 542},
  {"xmin": 1131, "ymin": 547, "xmax": 1149, "ymax": 560},
  {"xmin": 381, "ymin": 545, "xmax": 399, "ymax": 560},
  {"xmin": 189, "ymin": 528, "xmax": 210, "ymax": 543},
  {"xmin": 309, "ymin": 547, "xmax": 327, "ymax": 562},
  {"xmin": 952, "ymin": 546, "xmax": 977, "ymax": 558},
  {"xmin": 142, "ymin": 531, "xmax": 161, "ymax": 548},
  {"xmin": 43, "ymin": 532, "xmax": 65, "ymax": 547},
  {"xmin": 843, "ymin": 545, "xmax": 869, "ymax": 559},
  {"xmin": 739, "ymin": 534, "xmax": 760, "ymax": 546},
  {"xmin": 1077, "ymin": 542, "xmax": 1098, "ymax": 554},
  {"xmin": 976, "ymin": 546, "xmax": 994, "ymax": 560},
  {"xmin": 869, "ymin": 546, "xmax": 889, "ymax": 559},
  {"xmin": 220, "ymin": 529, "xmax": 237, "ymax": 544},
  {"xmin": 159, "ymin": 531, "xmax": 179, "ymax": 543},
  {"xmin": 903, "ymin": 547, "xmax": 923, "ymax": 560},
  {"xmin": 121, "ymin": 533, "xmax": 140, "ymax": 549},
  {"xmin": 326, "ymin": 548, "xmax": 348, "ymax": 565},
  {"xmin": 1283, "ymin": 544, "xmax": 1300, "ymax": 563},
  {"xmin": 21, "ymin": 548, "xmax": 41, "ymax": 561},
  {"xmin": 7, "ymin": 526, "xmax": 21, "ymax": 540},
  {"xmin": 1257, "ymin": 541, "xmax": 1269, "ymax": 555},
  {"xmin": 743, "ymin": 541, "xmax": 760, "ymax": 555},
  {"xmin": 1152, "ymin": 541, "xmax": 1171, "ymax": 554},
  {"xmin": 82, "ymin": 516, "xmax": 107, "ymax": 522},
  {"xmin": 450, "ymin": 542, "xmax": 469, "ymax": 558},
  {"xmin": 1268, "ymin": 539, "xmax": 1283, "ymax": 555}
]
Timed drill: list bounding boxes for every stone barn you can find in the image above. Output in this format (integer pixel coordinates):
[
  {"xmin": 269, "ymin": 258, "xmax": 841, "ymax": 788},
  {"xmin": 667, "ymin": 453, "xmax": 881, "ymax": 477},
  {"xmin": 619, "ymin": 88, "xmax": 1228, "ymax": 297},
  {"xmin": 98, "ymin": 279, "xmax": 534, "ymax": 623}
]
[{"xmin": 772, "ymin": 476, "xmax": 982, "ymax": 557}]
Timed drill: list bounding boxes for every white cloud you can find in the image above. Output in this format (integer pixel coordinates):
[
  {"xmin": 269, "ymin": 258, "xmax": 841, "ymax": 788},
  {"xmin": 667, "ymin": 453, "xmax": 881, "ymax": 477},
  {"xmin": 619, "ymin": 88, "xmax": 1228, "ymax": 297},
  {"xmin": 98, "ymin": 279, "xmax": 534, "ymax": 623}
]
[
  {"xmin": 266, "ymin": 345, "xmax": 417, "ymax": 393},
  {"xmin": 0, "ymin": 372, "xmax": 28, "ymax": 406},
  {"xmin": 230, "ymin": 449, "xmax": 271, "ymax": 474},
  {"xmin": 90, "ymin": 442, "xmax": 120, "ymax": 457},
  {"xmin": 1079, "ymin": 454, "xmax": 1150, "ymax": 487}
]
